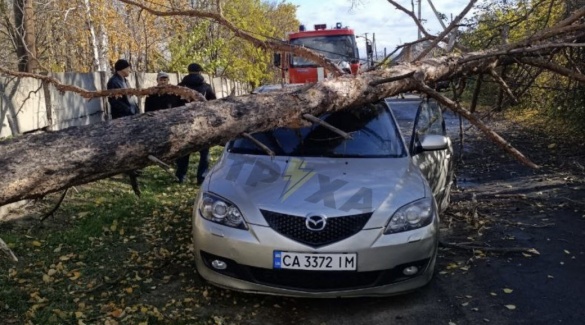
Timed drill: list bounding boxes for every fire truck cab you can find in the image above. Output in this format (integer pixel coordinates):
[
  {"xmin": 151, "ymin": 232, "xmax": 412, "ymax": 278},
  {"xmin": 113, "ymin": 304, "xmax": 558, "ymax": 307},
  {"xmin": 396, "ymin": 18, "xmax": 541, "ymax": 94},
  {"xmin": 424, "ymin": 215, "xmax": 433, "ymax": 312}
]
[{"xmin": 274, "ymin": 22, "xmax": 360, "ymax": 84}]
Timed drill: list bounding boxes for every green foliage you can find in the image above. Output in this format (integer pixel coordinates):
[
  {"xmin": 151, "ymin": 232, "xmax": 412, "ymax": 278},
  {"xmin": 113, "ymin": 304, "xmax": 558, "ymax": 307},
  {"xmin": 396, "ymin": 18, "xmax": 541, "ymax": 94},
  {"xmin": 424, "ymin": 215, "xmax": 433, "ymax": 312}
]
[
  {"xmin": 458, "ymin": 0, "xmax": 585, "ymax": 127},
  {"xmin": 167, "ymin": 0, "xmax": 299, "ymax": 87}
]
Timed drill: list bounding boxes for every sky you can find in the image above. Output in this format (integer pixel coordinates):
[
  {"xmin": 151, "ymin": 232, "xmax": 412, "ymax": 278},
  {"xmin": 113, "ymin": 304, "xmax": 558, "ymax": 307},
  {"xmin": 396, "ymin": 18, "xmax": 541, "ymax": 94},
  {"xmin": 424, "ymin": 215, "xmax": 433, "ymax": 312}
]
[{"xmin": 286, "ymin": 0, "xmax": 471, "ymax": 59}]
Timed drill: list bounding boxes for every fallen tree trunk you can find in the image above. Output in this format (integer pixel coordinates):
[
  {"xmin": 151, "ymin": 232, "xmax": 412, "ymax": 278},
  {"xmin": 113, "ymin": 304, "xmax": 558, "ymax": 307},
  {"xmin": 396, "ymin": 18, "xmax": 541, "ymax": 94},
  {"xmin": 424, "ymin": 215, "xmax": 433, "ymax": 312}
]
[{"xmin": 0, "ymin": 52, "xmax": 541, "ymax": 206}]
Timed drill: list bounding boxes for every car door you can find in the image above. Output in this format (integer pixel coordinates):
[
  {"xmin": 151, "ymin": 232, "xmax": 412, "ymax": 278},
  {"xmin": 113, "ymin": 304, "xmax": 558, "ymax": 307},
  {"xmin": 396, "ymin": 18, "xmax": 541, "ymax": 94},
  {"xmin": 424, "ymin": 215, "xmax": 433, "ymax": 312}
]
[{"xmin": 410, "ymin": 99, "xmax": 453, "ymax": 211}]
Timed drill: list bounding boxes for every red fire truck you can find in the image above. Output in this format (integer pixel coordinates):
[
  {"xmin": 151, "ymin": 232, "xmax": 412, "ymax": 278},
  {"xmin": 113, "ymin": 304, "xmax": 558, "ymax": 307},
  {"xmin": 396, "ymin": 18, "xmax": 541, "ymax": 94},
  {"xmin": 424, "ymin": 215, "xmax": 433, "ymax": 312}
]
[{"xmin": 275, "ymin": 22, "xmax": 362, "ymax": 84}]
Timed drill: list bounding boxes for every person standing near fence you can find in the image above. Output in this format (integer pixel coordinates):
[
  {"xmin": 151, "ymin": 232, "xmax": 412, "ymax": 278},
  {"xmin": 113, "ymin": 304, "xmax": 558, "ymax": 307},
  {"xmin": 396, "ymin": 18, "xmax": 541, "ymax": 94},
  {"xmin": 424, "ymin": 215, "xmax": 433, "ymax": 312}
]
[
  {"xmin": 175, "ymin": 63, "xmax": 217, "ymax": 185},
  {"xmin": 145, "ymin": 72, "xmax": 179, "ymax": 112},
  {"xmin": 106, "ymin": 59, "xmax": 141, "ymax": 195},
  {"xmin": 107, "ymin": 59, "xmax": 139, "ymax": 119}
]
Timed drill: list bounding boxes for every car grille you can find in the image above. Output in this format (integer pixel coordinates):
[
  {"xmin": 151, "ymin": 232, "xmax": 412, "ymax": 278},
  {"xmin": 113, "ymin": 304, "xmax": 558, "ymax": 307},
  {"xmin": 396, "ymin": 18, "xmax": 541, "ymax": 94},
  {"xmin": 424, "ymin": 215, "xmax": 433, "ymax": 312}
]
[
  {"xmin": 260, "ymin": 210, "xmax": 372, "ymax": 247},
  {"xmin": 248, "ymin": 268, "xmax": 380, "ymax": 290}
]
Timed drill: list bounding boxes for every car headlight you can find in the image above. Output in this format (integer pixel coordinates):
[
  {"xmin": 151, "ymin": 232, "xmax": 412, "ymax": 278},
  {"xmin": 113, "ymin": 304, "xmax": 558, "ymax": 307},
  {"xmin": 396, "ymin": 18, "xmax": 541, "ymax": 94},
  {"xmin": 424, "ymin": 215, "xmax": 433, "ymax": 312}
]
[
  {"xmin": 198, "ymin": 193, "xmax": 248, "ymax": 230},
  {"xmin": 384, "ymin": 197, "xmax": 434, "ymax": 234}
]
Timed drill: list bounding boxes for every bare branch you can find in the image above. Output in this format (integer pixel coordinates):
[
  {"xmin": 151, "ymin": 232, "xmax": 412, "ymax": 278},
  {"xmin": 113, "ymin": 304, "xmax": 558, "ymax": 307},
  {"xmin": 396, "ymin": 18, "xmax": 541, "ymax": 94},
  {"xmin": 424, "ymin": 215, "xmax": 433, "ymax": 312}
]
[
  {"xmin": 117, "ymin": 0, "xmax": 343, "ymax": 76},
  {"xmin": 417, "ymin": 82, "xmax": 539, "ymax": 169},
  {"xmin": 369, "ymin": 71, "xmax": 416, "ymax": 86},
  {"xmin": 302, "ymin": 114, "xmax": 352, "ymax": 139},
  {"xmin": 519, "ymin": 57, "xmax": 585, "ymax": 83},
  {"xmin": 0, "ymin": 66, "xmax": 203, "ymax": 101},
  {"xmin": 40, "ymin": 188, "xmax": 69, "ymax": 221},
  {"xmin": 426, "ymin": 0, "xmax": 448, "ymax": 30},
  {"xmin": 413, "ymin": 0, "xmax": 479, "ymax": 61},
  {"xmin": 241, "ymin": 132, "xmax": 274, "ymax": 156},
  {"xmin": 0, "ymin": 237, "xmax": 18, "ymax": 262},
  {"xmin": 148, "ymin": 155, "xmax": 178, "ymax": 181},
  {"xmin": 386, "ymin": 0, "xmax": 433, "ymax": 39},
  {"xmin": 488, "ymin": 68, "xmax": 518, "ymax": 105}
]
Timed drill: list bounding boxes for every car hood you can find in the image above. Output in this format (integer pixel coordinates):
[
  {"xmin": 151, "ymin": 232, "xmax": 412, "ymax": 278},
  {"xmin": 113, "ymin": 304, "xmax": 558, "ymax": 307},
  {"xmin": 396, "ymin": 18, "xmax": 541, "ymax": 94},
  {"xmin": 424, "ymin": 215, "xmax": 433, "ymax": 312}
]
[{"xmin": 206, "ymin": 154, "xmax": 427, "ymax": 228}]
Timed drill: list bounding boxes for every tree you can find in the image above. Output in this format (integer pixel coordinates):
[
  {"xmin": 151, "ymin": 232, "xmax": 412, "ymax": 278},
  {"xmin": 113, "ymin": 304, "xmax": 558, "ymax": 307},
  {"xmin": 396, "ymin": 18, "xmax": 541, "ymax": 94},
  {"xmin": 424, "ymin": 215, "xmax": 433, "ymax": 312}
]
[
  {"xmin": 2, "ymin": 0, "xmax": 585, "ymax": 260},
  {"xmin": 13, "ymin": 0, "xmax": 38, "ymax": 72}
]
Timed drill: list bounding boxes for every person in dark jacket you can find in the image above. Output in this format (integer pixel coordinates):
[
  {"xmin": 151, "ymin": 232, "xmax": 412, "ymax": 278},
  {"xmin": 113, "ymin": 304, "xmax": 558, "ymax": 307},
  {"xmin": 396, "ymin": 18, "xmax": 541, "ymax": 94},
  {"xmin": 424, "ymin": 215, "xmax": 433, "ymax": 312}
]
[
  {"xmin": 107, "ymin": 59, "xmax": 139, "ymax": 119},
  {"xmin": 106, "ymin": 59, "xmax": 141, "ymax": 195},
  {"xmin": 145, "ymin": 72, "xmax": 180, "ymax": 112},
  {"xmin": 175, "ymin": 63, "xmax": 217, "ymax": 185}
]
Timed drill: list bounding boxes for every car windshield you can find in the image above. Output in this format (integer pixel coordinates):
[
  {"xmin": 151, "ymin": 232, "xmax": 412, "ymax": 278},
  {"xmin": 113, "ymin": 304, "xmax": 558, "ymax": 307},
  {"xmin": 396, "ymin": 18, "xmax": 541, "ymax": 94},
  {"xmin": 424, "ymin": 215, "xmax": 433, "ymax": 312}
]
[
  {"xmin": 228, "ymin": 102, "xmax": 406, "ymax": 158},
  {"xmin": 290, "ymin": 35, "xmax": 358, "ymax": 67}
]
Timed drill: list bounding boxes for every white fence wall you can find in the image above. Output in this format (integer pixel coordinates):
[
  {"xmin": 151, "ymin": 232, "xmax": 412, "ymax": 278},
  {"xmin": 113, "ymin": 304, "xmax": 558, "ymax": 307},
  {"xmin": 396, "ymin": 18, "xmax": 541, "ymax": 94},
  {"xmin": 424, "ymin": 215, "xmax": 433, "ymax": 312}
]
[{"xmin": 0, "ymin": 72, "xmax": 250, "ymax": 137}]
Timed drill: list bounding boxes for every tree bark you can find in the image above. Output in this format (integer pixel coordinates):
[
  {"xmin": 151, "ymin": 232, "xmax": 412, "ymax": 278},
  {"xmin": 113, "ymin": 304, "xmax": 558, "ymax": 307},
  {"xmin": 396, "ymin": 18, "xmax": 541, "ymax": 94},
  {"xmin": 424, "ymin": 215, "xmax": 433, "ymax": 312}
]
[
  {"xmin": 0, "ymin": 52, "xmax": 539, "ymax": 206},
  {"xmin": 13, "ymin": 0, "xmax": 37, "ymax": 72}
]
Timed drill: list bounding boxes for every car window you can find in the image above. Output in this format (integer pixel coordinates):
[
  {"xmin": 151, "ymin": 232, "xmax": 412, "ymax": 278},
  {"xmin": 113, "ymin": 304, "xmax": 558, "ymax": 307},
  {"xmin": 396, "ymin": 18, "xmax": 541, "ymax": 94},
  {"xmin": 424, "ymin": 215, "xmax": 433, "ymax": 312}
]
[
  {"xmin": 228, "ymin": 102, "xmax": 406, "ymax": 158},
  {"xmin": 415, "ymin": 100, "xmax": 445, "ymax": 138}
]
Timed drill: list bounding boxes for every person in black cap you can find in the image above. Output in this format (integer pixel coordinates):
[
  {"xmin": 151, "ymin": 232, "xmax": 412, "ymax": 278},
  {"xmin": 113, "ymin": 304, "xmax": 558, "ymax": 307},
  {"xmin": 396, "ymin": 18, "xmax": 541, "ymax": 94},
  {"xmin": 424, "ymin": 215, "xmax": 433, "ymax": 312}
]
[
  {"xmin": 145, "ymin": 72, "xmax": 180, "ymax": 112},
  {"xmin": 107, "ymin": 59, "xmax": 139, "ymax": 119},
  {"xmin": 107, "ymin": 59, "xmax": 142, "ymax": 195},
  {"xmin": 175, "ymin": 63, "xmax": 217, "ymax": 185}
]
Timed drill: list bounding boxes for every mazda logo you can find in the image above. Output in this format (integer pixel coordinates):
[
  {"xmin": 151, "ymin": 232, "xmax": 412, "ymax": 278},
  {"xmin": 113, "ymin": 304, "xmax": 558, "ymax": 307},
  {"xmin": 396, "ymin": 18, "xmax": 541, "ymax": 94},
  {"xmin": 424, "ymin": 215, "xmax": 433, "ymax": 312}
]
[{"xmin": 305, "ymin": 215, "xmax": 327, "ymax": 231}]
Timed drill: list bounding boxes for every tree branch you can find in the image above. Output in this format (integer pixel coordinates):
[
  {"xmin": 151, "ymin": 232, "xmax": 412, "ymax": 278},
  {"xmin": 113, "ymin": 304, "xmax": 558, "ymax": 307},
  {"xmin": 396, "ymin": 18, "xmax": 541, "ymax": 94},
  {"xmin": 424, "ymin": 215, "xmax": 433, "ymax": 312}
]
[
  {"xmin": 117, "ymin": 0, "xmax": 343, "ymax": 76},
  {"xmin": 413, "ymin": 0, "xmax": 479, "ymax": 61},
  {"xmin": 386, "ymin": 0, "xmax": 433, "ymax": 39},
  {"xmin": 519, "ymin": 57, "xmax": 585, "ymax": 83},
  {"xmin": 417, "ymin": 82, "xmax": 539, "ymax": 169},
  {"xmin": 488, "ymin": 68, "xmax": 518, "ymax": 105},
  {"xmin": 0, "ymin": 66, "xmax": 204, "ymax": 101}
]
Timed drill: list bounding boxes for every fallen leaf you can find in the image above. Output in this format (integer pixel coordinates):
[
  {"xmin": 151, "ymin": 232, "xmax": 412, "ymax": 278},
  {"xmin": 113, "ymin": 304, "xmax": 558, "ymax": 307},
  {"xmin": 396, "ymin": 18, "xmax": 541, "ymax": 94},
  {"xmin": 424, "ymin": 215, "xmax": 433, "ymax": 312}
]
[
  {"xmin": 564, "ymin": 250, "xmax": 571, "ymax": 255},
  {"xmin": 69, "ymin": 271, "xmax": 81, "ymax": 281},
  {"xmin": 110, "ymin": 220, "xmax": 118, "ymax": 232},
  {"xmin": 490, "ymin": 292, "xmax": 497, "ymax": 296},
  {"xmin": 548, "ymin": 143, "xmax": 557, "ymax": 149},
  {"xmin": 78, "ymin": 212, "xmax": 90, "ymax": 218},
  {"xmin": 109, "ymin": 308, "xmax": 124, "ymax": 318},
  {"xmin": 42, "ymin": 274, "xmax": 52, "ymax": 283},
  {"xmin": 503, "ymin": 288, "xmax": 513, "ymax": 294},
  {"xmin": 32, "ymin": 241, "xmax": 42, "ymax": 247},
  {"xmin": 527, "ymin": 248, "xmax": 540, "ymax": 255},
  {"xmin": 505, "ymin": 305, "xmax": 516, "ymax": 310}
]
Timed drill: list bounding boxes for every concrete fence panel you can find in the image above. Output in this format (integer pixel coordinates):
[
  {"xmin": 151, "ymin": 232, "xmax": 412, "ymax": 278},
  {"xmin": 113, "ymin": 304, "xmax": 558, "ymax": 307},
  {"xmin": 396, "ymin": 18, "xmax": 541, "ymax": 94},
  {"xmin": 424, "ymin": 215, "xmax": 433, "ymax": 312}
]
[
  {"xmin": 49, "ymin": 72, "xmax": 105, "ymax": 130},
  {"xmin": 0, "ymin": 76, "xmax": 48, "ymax": 137},
  {"xmin": 0, "ymin": 73, "xmax": 251, "ymax": 138}
]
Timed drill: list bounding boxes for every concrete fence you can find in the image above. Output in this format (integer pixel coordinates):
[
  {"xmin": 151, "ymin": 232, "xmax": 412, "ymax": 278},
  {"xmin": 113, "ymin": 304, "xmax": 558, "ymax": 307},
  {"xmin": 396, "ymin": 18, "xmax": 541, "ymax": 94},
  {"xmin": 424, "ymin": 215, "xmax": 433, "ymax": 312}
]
[
  {"xmin": 0, "ymin": 72, "xmax": 250, "ymax": 218},
  {"xmin": 0, "ymin": 72, "xmax": 250, "ymax": 137}
]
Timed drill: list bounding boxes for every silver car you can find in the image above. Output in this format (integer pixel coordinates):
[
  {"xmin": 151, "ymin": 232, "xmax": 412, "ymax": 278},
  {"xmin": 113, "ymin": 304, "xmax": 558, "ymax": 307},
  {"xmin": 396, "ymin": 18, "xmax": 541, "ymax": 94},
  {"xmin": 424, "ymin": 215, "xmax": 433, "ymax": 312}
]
[{"xmin": 191, "ymin": 95, "xmax": 454, "ymax": 297}]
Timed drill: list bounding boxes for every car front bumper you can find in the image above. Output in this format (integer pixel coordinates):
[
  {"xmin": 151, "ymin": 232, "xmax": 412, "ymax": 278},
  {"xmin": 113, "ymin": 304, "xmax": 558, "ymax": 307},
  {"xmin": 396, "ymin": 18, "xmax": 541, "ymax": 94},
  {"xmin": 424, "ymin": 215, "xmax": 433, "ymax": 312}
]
[{"xmin": 192, "ymin": 213, "xmax": 438, "ymax": 297}]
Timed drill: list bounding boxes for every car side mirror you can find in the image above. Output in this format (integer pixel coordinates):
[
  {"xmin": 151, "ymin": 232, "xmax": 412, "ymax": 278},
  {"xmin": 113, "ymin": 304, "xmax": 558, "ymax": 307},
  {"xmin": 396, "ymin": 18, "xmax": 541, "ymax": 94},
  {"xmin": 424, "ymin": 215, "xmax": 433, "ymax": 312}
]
[{"xmin": 419, "ymin": 134, "xmax": 449, "ymax": 151}]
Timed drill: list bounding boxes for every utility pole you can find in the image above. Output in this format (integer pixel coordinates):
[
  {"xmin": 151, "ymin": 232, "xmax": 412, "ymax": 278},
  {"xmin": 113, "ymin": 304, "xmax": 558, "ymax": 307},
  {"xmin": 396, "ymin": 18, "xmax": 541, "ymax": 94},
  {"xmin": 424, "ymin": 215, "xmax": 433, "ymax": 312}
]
[
  {"xmin": 418, "ymin": 0, "xmax": 422, "ymax": 39},
  {"xmin": 373, "ymin": 33, "xmax": 377, "ymax": 61}
]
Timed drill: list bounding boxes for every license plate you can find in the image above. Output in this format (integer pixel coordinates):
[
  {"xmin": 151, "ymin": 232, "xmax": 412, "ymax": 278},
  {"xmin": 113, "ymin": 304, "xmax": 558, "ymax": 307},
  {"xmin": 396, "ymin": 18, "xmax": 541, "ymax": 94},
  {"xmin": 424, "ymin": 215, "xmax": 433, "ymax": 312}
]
[{"xmin": 273, "ymin": 251, "xmax": 357, "ymax": 271}]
